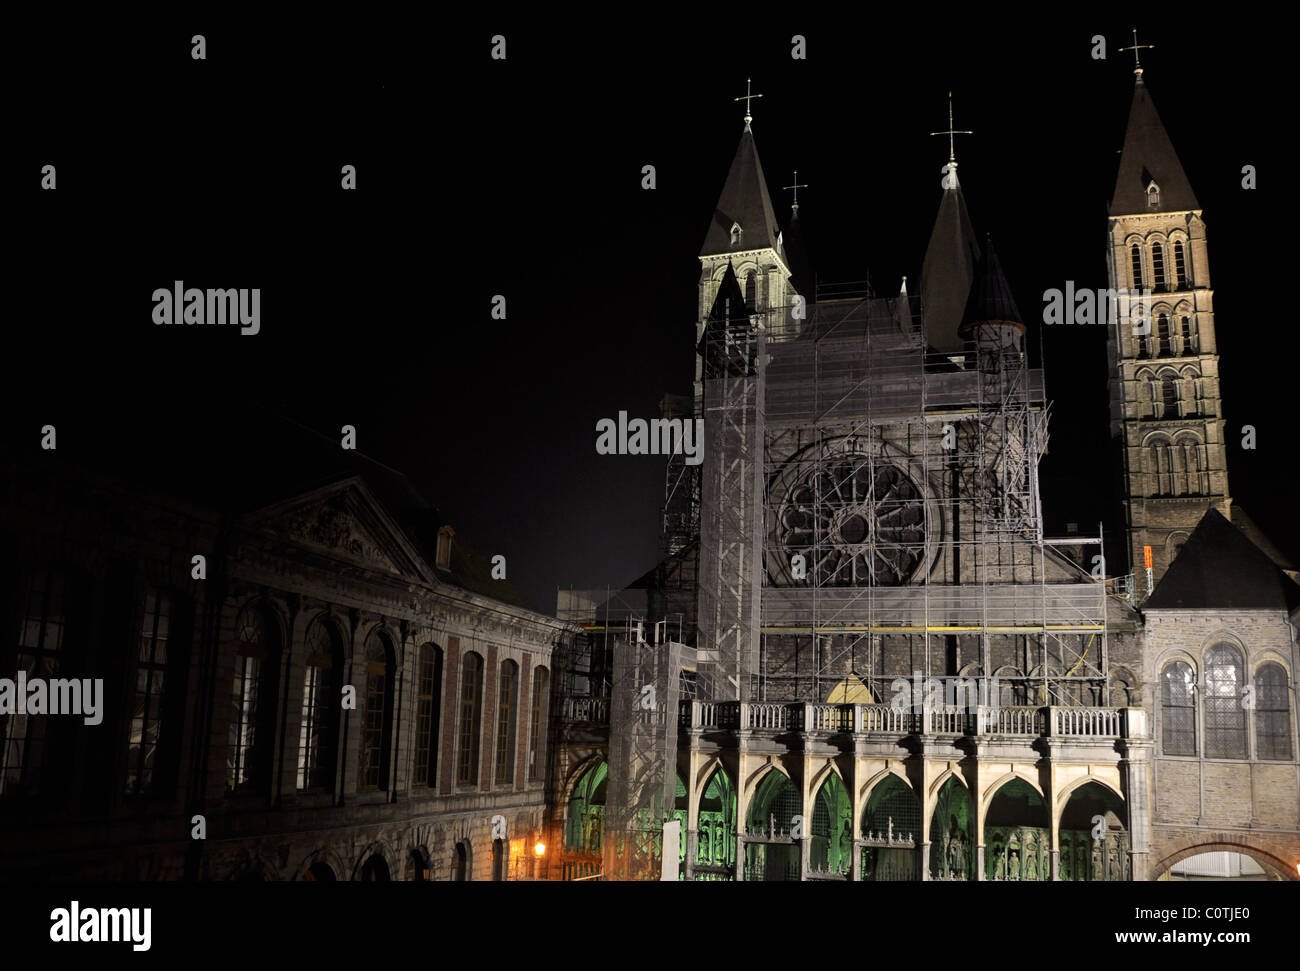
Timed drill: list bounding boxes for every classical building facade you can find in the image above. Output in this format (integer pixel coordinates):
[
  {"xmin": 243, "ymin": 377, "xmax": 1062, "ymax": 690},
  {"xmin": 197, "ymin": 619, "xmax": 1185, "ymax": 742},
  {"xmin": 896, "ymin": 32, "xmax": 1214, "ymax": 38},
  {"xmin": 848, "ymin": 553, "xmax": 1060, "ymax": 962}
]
[{"xmin": 0, "ymin": 418, "xmax": 575, "ymax": 881}]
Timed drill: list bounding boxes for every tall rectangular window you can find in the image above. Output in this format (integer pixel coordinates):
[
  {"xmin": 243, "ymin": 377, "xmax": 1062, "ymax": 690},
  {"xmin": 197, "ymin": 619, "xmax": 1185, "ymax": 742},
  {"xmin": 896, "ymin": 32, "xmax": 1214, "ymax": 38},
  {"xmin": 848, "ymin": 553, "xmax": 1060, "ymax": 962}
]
[
  {"xmin": 127, "ymin": 590, "xmax": 170, "ymax": 795},
  {"xmin": 413, "ymin": 644, "xmax": 442, "ymax": 787},
  {"xmin": 1, "ymin": 570, "xmax": 65, "ymax": 797},
  {"xmin": 528, "ymin": 667, "xmax": 548, "ymax": 781},
  {"xmin": 457, "ymin": 653, "xmax": 483, "ymax": 785},
  {"xmin": 494, "ymin": 661, "xmax": 518, "ymax": 785}
]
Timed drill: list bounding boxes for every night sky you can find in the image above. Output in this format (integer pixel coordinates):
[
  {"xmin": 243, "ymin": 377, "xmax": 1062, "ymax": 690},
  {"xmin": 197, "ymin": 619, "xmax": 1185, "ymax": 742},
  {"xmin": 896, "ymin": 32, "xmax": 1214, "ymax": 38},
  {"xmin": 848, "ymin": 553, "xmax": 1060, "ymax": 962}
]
[{"xmin": 8, "ymin": 15, "xmax": 1287, "ymax": 612}]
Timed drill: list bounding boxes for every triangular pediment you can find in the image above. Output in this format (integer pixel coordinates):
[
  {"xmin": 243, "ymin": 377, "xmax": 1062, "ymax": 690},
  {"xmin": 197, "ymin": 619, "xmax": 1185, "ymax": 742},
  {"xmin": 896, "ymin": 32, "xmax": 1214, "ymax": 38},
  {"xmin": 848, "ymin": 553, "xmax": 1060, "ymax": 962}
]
[{"xmin": 245, "ymin": 476, "xmax": 434, "ymax": 582}]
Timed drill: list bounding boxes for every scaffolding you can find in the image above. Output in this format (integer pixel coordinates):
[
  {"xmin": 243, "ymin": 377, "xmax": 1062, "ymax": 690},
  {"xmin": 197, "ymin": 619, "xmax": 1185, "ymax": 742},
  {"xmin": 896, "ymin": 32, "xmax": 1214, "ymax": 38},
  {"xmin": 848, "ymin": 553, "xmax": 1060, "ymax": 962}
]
[{"xmin": 696, "ymin": 282, "xmax": 1111, "ymax": 706}]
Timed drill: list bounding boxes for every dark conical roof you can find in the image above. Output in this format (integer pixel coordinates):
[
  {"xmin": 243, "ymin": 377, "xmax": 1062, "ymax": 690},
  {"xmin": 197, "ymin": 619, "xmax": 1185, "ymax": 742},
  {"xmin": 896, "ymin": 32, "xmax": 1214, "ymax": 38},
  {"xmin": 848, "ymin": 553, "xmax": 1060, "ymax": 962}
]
[
  {"xmin": 700, "ymin": 128, "xmax": 786, "ymax": 260},
  {"xmin": 960, "ymin": 237, "xmax": 1024, "ymax": 335},
  {"xmin": 921, "ymin": 182, "xmax": 981, "ymax": 353},
  {"xmin": 1110, "ymin": 79, "xmax": 1198, "ymax": 215},
  {"xmin": 1146, "ymin": 508, "xmax": 1300, "ymax": 610}
]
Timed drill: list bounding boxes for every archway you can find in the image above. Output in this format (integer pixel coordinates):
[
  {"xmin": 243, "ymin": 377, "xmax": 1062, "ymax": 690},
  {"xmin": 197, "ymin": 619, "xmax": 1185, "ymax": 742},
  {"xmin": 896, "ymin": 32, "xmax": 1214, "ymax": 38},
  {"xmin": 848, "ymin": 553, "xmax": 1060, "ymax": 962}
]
[
  {"xmin": 453, "ymin": 841, "xmax": 470, "ymax": 881},
  {"xmin": 810, "ymin": 773, "xmax": 852, "ymax": 876},
  {"xmin": 984, "ymin": 778, "xmax": 1049, "ymax": 881},
  {"xmin": 359, "ymin": 853, "xmax": 390, "ymax": 881},
  {"xmin": 302, "ymin": 861, "xmax": 336, "ymax": 882},
  {"xmin": 1058, "ymin": 781, "xmax": 1127, "ymax": 881},
  {"xmin": 744, "ymin": 770, "xmax": 800, "ymax": 881},
  {"xmin": 861, "ymin": 775, "xmax": 920, "ymax": 881},
  {"xmin": 491, "ymin": 838, "xmax": 506, "ymax": 881},
  {"xmin": 694, "ymin": 767, "xmax": 736, "ymax": 879},
  {"xmin": 563, "ymin": 760, "xmax": 606, "ymax": 879},
  {"xmin": 930, "ymin": 777, "xmax": 973, "ymax": 881}
]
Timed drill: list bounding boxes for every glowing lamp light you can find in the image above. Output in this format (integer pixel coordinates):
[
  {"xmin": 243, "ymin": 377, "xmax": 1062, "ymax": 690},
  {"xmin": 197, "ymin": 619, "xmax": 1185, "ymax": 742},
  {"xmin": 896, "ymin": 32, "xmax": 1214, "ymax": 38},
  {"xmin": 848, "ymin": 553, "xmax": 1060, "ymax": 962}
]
[{"xmin": 534, "ymin": 841, "xmax": 547, "ymax": 858}]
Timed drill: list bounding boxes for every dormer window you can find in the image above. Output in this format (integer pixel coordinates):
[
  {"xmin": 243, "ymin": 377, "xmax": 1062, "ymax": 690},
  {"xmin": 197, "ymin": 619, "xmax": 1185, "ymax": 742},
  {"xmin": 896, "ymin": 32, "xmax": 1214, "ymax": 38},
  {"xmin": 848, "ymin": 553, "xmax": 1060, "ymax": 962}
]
[
  {"xmin": 729, "ymin": 222, "xmax": 743, "ymax": 246},
  {"xmin": 436, "ymin": 525, "xmax": 453, "ymax": 570},
  {"xmin": 1146, "ymin": 181, "xmax": 1160, "ymax": 210}
]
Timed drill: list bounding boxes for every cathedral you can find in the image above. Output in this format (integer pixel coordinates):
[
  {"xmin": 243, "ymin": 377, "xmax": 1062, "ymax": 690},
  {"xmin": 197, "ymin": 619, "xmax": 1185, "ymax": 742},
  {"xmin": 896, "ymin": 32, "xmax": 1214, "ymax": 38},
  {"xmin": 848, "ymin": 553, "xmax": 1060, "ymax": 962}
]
[
  {"xmin": 551, "ymin": 55, "xmax": 1300, "ymax": 882},
  {"xmin": 1, "ymin": 43, "xmax": 1295, "ymax": 889}
]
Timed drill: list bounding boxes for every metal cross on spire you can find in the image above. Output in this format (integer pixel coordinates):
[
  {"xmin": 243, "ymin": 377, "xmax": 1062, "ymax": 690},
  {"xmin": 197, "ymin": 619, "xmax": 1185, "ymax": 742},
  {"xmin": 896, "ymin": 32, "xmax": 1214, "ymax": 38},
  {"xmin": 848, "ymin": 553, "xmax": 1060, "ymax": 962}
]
[
  {"xmin": 783, "ymin": 171, "xmax": 808, "ymax": 214},
  {"xmin": 1118, "ymin": 28, "xmax": 1155, "ymax": 80},
  {"xmin": 929, "ymin": 91, "xmax": 972, "ymax": 166},
  {"xmin": 735, "ymin": 77, "xmax": 763, "ymax": 131}
]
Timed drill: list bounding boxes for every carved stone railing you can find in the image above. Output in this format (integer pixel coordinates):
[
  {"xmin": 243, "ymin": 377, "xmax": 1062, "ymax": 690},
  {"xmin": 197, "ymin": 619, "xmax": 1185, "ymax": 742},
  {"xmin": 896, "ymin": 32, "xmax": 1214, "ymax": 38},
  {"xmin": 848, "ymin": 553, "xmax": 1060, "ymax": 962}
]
[
  {"xmin": 665, "ymin": 701, "xmax": 1144, "ymax": 741},
  {"xmin": 561, "ymin": 696, "xmax": 609, "ymax": 724}
]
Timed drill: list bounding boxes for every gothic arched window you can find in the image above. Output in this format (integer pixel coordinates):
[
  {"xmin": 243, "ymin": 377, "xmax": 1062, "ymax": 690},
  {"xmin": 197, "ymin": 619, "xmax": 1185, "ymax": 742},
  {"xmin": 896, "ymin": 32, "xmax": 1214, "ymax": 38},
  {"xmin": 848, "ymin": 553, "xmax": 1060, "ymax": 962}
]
[
  {"xmin": 744, "ymin": 271, "xmax": 757, "ymax": 309},
  {"xmin": 1174, "ymin": 241, "xmax": 1189, "ymax": 288},
  {"xmin": 1152, "ymin": 243, "xmax": 1166, "ymax": 291},
  {"xmin": 359, "ymin": 630, "xmax": 395, "ymax": 791},
  {"xmin": 228, "ymin": 602, "xmax": 282, "ymax": 794},
  {"xmin": 1255, "ymin": 664, "xmax": 1292, "ymax": 761},
  {"xmin": 413, "ymin": 643, "xmax": 443, "ymax": 788},
  {"xmin": 494, "ymin": 660, "xmax": 518, "ymax": 785},
  {"xmin": 298, "ymin": 616, "xmax": 344, "ymax": 792},
  {"xmin": 1130, "ymin": 244, "xmax": 1144, "ymax": 290},
  {"xmin": 1160, "ymin": 661, "xmax": 1196, "ymax": 756},
  {"xmin": 1147, "ymin": 439, "xmax": 1171, "ymax": 496},
  {"xmin": 1204, "ymin": 645, "xmax": 1247, "ymax": 759},
  {"xmin": 1147, "ymin": 182, "xmax": 1160, "ymax": 210},
  {"xmin": 1160, "ymin": 375, "xmax": 1179, "ymax": 418},
  {"xmin": 457, "ymin": 652, "xmax": 484, "ymax": 785},
  {"xmin": 1156, "ymin": 314, "xmax": 1172, "ymax": 356},
  {"xmin": 1180, "ymin": 315, "xmax": 1195, "ymax": 354}
]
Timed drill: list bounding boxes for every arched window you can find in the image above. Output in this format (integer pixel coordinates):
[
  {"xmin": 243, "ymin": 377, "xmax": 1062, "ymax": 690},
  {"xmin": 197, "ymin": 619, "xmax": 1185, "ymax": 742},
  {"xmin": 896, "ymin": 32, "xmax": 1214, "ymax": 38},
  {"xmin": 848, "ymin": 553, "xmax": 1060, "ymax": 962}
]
[
  {"xmin": 1174, "ymin": 241, "xmax": 1189, "ymax": 288},
  {"xmin": 127, "ymin": 589, "xmax": 172, "ymax": 796},
  {"xmin": 744, "ymin": 271, "xmax": 757, "ymax": 309},
  {"xmin": 1, "ymin": 569, "xmax": 67, "ymax": 797},
  {"xmin": 454, "ymin": 842, "xmax": 470, "ymax": 881},
  {"xmin": 1137, "ymin": 331, "xmax": 1149, "ymax": 358},
  {"xmin": 528, "ymin": 666, "xmax": 549, "ymax": 781},
  {"xmin": 298, "ymin": 616, "xmax": 344, "ymax": 791},
  {"xmin": 1161, "ymin": 662, "xmax": 1196, "ymax": 755},
  {"xmin": 1130, "ymin": 244, "xmax": 1143, "ymax": 290},
  {"xmin": 1205, "ymin": 645, "xmax": 1247, "ymax": 759},
  {"xmin": 228, "ymin": 602, "xmax": 282, "ymax": 794},
  {"xmin": 1147, "ymin": 182, "xmax": 1160, "ymax": 210},
  {"xmin": 359, "ymin": 630, "xmax": 395, "ymax": 791},
  {"xmin": 457, "ymin": 652, "xmax": 484, "ymax": 785},
  {"xmin": 412, "ymin": 644, "xmax": 443, "ymax": 788},
  {"xmin": 1178, "ymin": 439, "xmax": 1205, "ymax": 496},
  {"xmin": 1255, "ymin": 664, "xmax": 1292, "ymax": 761},
  {"xmin": 1180, "ymin": 315, "xmax": 1195, "ymax": 354},
  {"xmin": 729, "ymin": 223, "xmax": 742, "ymax": 246},
  {"xmin": 1147, "ymin": 438, "xmax": 1173, "ymax": 496},
  {"xmin": 494, "ymin": 660, "xmax": 519, "ymax": 785},
  {"xmin": 1152, "ymin": 243, "xmax": 1166, "ymax": 291},
  {"xmin": 1160, "ymin": 375, "xmax": 1179, "ymax": 418},
  {"xmin": 1156, "ymin": 314, "xmax": 1172, "ymax": 356}
]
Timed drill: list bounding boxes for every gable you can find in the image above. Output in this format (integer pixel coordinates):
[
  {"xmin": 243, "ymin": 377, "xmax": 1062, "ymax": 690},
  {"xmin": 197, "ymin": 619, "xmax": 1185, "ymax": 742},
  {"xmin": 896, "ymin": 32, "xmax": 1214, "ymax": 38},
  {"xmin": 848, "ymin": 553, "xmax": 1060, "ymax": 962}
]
[{"xmin": 247, "ymin": 477, "xmax": 434, "ymax": 582}]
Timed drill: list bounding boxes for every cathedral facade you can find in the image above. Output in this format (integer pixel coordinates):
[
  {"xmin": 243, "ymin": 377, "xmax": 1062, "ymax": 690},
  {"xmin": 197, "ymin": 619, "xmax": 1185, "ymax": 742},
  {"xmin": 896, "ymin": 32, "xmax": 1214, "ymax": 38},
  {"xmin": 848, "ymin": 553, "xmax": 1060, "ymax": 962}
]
[{"xmin": 551, "ymin": 65, "xmax": 1300, "ymax": 882}]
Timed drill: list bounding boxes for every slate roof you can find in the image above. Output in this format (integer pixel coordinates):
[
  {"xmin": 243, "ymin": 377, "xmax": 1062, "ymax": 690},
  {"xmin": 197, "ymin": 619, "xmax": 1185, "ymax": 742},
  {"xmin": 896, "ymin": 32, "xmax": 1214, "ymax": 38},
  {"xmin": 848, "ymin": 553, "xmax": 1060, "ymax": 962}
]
[
  {"xmin": 959, "ymin": 236, "xmax": 1023, "ymax": 334},
  {"xmin": 1145, "ymin": 508, "xmax": 1300, "ymax": 610},
  {"xmin": 921, "ymin": 183, "xmax": 981, "ymax": 353},
  {"xmin": 700, "ymin": 128, "xmax": 786, "ymax": 261},
  {"xmin": 1110, "ymin": 79, "xmax": 1198, "ymax": 216}
]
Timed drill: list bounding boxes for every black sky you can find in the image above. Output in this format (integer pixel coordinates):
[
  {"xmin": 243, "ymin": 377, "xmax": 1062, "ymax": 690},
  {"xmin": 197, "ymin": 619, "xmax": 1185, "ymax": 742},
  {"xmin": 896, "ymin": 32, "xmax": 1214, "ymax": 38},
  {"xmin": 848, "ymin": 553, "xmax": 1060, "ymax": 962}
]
[{"xmin": 8, "ymin": 14, "xmax": 1288, "ymax": 612}]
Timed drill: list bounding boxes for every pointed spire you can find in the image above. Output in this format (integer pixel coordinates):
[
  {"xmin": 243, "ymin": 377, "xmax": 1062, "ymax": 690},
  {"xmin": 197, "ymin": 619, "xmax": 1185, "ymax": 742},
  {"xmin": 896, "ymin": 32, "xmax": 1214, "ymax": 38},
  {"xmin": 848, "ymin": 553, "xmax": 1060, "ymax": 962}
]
[
  {"xmin": 700, "ymin": 108, "xmax": 785, "ymax": 258},
  {"xmin": 960, "ymin": 236, "xmax": 1024, "ymax": 336},
  {"xmin": 1110, "ymin": 51, "xmax": 1198, "ymax": 215},
  {"xmin": 922, "ymin": 96, "xmax": 980, "ymax": 353}
]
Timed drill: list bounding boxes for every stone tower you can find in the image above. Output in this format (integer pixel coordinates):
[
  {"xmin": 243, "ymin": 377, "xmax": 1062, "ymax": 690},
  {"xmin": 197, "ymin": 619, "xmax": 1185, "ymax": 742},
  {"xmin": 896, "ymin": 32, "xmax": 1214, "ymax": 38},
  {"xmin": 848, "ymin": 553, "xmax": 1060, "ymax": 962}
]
[{"xmin": 1106, "ymin": 58, "xmax": 1230, "ymax": 591}]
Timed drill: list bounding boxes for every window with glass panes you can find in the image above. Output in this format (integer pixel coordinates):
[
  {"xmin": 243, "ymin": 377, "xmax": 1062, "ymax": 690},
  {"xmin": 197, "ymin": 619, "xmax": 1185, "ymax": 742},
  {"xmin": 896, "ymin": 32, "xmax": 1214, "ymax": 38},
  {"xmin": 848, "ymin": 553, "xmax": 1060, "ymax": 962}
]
[
  {"xmin": 127, "ymin": 589, "xmax": 170, "ymax": 795},
  {"xmin": 457, "ymin": 653, "xmax": 483, "ymax": 785},
  {"xmin": 298, "ymin": 618, "xmax": 342, "ymax": 791},
  {"xmin": 413, "ymin": 644, "xmax": 442, "ymax": 787},
  {"xmin": 1, "ymin": 569, "xmax": 66, "ymax": 797},
  {"xmin": 494, "ymin": 661, "xmax": 518, "ymax": 785}
]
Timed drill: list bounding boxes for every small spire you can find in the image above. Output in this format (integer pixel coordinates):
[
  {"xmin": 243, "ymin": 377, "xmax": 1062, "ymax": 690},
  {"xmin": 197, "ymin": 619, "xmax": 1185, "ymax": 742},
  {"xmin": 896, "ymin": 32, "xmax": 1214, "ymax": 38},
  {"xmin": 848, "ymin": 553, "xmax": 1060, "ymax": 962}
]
[
  {"xmin": 1119, "ymin": 28, "xmax": 1154, "ymax": 84},
  {"xmin": 735, "ymin": 77, "xmax": 763, "ymax": 131},
  {"xmin": 783, "ymin": 170, "xmax": 808, "ymax": 215},
  {"xmin": 930, "ymin": 91, "xmax": 973, "ymax": 185}
]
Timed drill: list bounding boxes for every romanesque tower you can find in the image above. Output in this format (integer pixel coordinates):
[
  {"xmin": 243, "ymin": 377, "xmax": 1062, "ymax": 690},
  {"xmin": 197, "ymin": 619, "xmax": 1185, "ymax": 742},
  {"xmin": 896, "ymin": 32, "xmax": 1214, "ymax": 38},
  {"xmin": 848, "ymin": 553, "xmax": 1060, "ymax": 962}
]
[{"xmin": 1106, "ymin": 46, "xmax": 1230, "ymax": 591}]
